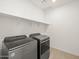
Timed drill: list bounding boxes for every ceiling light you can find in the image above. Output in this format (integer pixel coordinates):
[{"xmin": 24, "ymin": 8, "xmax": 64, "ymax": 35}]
[{"xmin": 52, "ymin": 0, "xmax": 56, "ymax": 3}]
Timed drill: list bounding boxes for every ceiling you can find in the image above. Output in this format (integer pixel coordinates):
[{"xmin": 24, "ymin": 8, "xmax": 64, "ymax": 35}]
[{"xmin": 30, "ymin": 0, "xmax": 75, "ymax": 9}]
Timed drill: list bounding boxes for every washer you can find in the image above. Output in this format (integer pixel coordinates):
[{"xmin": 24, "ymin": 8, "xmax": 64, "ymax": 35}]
[{"xmin": 1, "ymin": 35, "xmax": 37, "ymax": 59}]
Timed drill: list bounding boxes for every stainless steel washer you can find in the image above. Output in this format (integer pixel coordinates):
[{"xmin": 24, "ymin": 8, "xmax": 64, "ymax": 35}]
[{"xmin": 1, "ymin": 35, "xmax": 37, "ymax": 59}]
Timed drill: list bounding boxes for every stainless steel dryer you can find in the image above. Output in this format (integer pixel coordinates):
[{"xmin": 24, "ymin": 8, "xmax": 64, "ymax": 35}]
[
  {"xmin": 1, "ymin": 35, "xmax": 37, "ymax": 59},
  {"xmin": 29, "ymin": 33, "xmax": 50, "ymax": 59}
]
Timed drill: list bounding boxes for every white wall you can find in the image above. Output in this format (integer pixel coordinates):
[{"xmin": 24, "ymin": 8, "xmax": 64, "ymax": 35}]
[
  {"xmin": 0, "ymin": 13, "xmax": 48, "ymax": 49},
  {"xmin": 0, "ymin": 0, "xmax": 47, "ymax": 23},
  {"xmin": 46, "ymin": 0, "xmax": 79, "ymax": 56},
  {"xmin": 0, "ymin": 0, "xmax": 49, "ymax": 54}
]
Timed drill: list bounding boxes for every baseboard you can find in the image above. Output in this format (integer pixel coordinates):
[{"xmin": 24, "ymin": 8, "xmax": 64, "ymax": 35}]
[{"xmin": 52, "ymin": 48, "xmax": 79, "ymax": 57}]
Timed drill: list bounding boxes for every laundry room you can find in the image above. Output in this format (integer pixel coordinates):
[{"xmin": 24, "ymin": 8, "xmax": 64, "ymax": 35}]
[{"xmin": 0, "ymin": 0, "xmax": 79, "ymax": 59}]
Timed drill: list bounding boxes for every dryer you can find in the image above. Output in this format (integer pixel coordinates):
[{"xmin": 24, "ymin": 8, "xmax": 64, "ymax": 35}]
[{"xmin": 29, "ymin": 33, "xmax": 50, "ymax": 59}]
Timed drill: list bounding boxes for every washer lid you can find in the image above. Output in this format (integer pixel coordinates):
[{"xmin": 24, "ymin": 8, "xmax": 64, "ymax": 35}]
[{"xmin": 3, "ymin": 35, "xmax": 33, "ymax": 49}]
